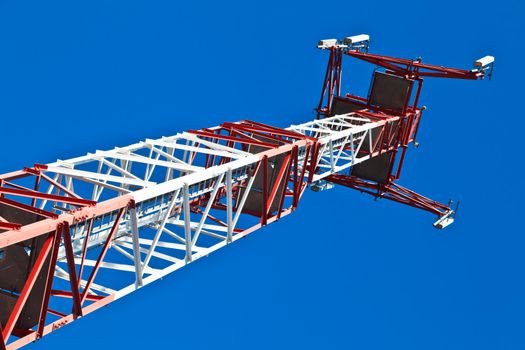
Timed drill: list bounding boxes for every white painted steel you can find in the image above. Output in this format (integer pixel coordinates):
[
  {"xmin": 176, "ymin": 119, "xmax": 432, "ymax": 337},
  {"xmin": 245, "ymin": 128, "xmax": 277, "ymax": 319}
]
[
  {"xmin": 344, "ymin": 34, "xmax": 370, "ymax": 45},
  {"xmin": 28, "ymin": 112, "xmax": 382, "ymax": 301}
]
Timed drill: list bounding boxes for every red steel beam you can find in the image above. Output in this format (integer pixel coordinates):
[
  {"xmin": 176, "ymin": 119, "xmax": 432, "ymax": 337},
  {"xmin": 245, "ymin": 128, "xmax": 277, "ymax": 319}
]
[
  {"xmin": 2, "ymin": 232, "xmax": 54, "ymax": 341},
  {"xmin": 46, "ymin": 309, "xmax": 67, "ymax": 318},
  {"xmin": 0, "ymin": 187, "xmax": 95, "ymax": 207},
  {"xmin": 292, "ymin": 145, "xmax": 299, "ymax": 209},
  {"xmin": 188, "ymin": 129, "xmax": 277, "ymax": 149},
  {"xmin": 276, "ymin": 151, "xmax": 294, "ymax": 220},
  {"xmin": 61, "ymin": 222, "xmax": 83, "ymax": 318},
  {"xmin": 344, "ymin": 50, "xmax": 481, "ymax": 80},
  {"xmin": 242, "ymin": 120, "xmax": 317, "ymax": 141},
  {"xmin": 261, "ymin": 155, "xmax": 268, "ymax": 226},
  {"xmin": 1, "ymin": 181, "xmax": 35, "ymax": 193},
  {"xmin": 0, "ymin": 221, "xmax": 22, "ymax": 231},
  {"xmin": 224, "ymin": 124, "xmax": 292, "ymax": 144},
  {"xmin": 223, "ymin": 122, "xmax": 308, "ymax": 143},
  {"xmin": 50, "ymin": 290, "xmax": 105, "ymax": 302},
  {"xmin": 0, "ymin": 196, "xmax": 58, "ymax": 219},
  {"xmin": 326, "ymin": 174, "xmax": 450, "ymax": 216},
  {"xmin": 266, "ymin": 153, "xmax": 292, "ymax": 215},
  {"xmin": 36, "ymin": 227, "xmax": 62, "ymax": 337}
]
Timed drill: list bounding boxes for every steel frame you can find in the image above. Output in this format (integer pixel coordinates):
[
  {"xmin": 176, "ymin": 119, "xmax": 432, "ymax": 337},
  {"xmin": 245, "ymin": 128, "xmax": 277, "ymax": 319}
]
[
  {"xmin": 0, "ymin": 104, "xmax": 475, "ymax": 349},
  {"xmin": 315, "ymin": 45, "xmax": 488, "ymax": 223},
  {"xmin": 0, "ymin": 39, "xmax": 490, "ymax": 349},
  {"xmin": 0, "ymin": 119, "xmax": 329, "ymax": 348}
]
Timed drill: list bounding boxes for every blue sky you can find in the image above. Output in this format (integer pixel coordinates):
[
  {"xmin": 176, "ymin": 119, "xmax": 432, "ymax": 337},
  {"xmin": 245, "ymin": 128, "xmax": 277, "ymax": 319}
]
[{"xmin": 0, "ymin": 0, "xmax": 522, "ymax": 349}]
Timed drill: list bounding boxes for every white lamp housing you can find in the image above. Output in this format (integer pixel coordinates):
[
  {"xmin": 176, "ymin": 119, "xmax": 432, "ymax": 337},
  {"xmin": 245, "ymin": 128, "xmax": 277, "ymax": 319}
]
[
  {"xmin": 317, "ymin": 39, "xmax": 338, "ymax": 49},
  {"xmin": 344, "ymin": 34, "xmax": 370, "ymax": 45},
  {"xmin": 474, "ymin": 55, "xmax": 495, "ymax": 67}
]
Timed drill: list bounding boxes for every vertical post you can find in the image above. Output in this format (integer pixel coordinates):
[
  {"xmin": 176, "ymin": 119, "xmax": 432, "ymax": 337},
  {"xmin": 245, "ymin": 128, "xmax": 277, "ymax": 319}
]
[
  {"xmin": 276, "ymin": 153, "xmax": 293, "ymax": 219},
  {"xmin": 327, "ymin": 48, "xmax": 334, "ymax": 113},
  {"xmin": 65, "ymin": 176, "xmax": 74, "ymax": 210},
  {"xmin": 226, "ymin": 168, "xmax": 233, "ymax": 243},
  {"xmin": 336, "ymin": 49, "xmax": 343, "ymax": 97},
  {"xmin": 144, "ymin": 149, "xmax": 154, "ymax": 181},
  {"xmin": 292, "ymin": 146, "xmax": 299, "ymax": 209},
  {"xmin": 349, "ymin": 132, "xmax": 355, "ymax": 163},
  {"xmin": 37, "ymin": 227, "xmax": 62, "ymax": 337},
  {"xmin": 61, "ymin": 222, "xmax": 83, "ymax": 318},
  {"xmin": 165, "ymin": 146, "xmax": 176, "ymax": 181},
  {"xmin": 129, "ymin": 204, "xmax": 144, "ymax": 287},
  {"xmin": 297, "ymin": 144, "xmax": 311, "ymax": 201},
  {"xmin": 31, "ymin": 173, "xmax": 42, "ymax": 207},
  {"xmin": 183, "ymin": 184, "xmax": 192, "ymax": 262},
  {"xmin": 91, "ymin": 161, "xmax": 103, "ymax": 200},
  {"xmin": 317, "ymin": 48, "xmax": 332, "ymax": 119},
  {"xmin": 261, "ymin": 156, "xmax": 268, "ymax": 226},
  {"xmin": 329, "ymin": 140, "xmax": 335, "ymax": 172},
  {"xmin": 77, "ymin": 219, "xmax": 94, "ymax": 287},
  {"xmin": 307, "ymin": 143, "xmax": 320, "ymax": 183},
  {"xmin": 141, "ymin": 190, "xmax": 180, "ymax": 272}
]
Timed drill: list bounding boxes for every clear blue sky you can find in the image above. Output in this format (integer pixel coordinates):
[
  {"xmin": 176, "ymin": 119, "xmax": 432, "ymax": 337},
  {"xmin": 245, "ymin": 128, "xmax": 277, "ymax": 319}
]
[{"xmin": 0, "ymin": 0, "xmax": 521, "ymax": 349}]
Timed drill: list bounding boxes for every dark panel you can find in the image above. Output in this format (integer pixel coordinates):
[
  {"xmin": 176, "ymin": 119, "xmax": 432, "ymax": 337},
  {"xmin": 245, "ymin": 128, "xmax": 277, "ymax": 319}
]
[
  {"xmin": 16, "ymin": 235, "xmax": 50, "ymax": 330},
  {"xmin": 369, "ymin": 72, "xmax": 412, "ymax": 112},
  {"xmin": 0, "ymin": 244, "xmax": 32, "ymax": 293},
  {"xmin": 0, "ymin": 292, "xmax": 17, "ymax": 326},
  {"xmin": 0, "ymin": 203, "xmax": 50, "ymax": 330},
  {"xmin": 330, "ymin": 97, "xmax": 365, "ymax": 116},
  {"xmin": 0, "ymin": 203, "xmax": 41, "ymax": 227},
  {"xmin": 239, "ymin": 135, "xmax": 288, "ymax": 216},
  {"xmin": 351, "ymin": 151, "xmax": 393, "ymax": 184}
]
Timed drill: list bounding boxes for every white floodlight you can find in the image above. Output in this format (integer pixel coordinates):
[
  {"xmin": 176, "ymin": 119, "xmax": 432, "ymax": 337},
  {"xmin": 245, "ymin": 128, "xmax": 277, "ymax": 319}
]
[
  {"xmin": 433, "ymin": 210, "xmax": 455, "ymax": 229},
  {"xmin": 317, "ymin": 39, "xmax": 338, "ymax": 49},
  {"xmin": 344, "ymin": 34, "xmax": 370, "ymax": 45},
  {"xmin": 474, "ymin": 55, "xmax": 495, "ymax": 68}
]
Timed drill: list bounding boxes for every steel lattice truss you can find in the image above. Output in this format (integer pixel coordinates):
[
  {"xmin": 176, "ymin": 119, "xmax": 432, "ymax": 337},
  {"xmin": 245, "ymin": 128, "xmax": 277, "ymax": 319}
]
[
  {"xmin": 0, "ymin": 35, "xmax": 492, "ymax": 349},
  {"xmin": 0, "ymin": 114, "xmax": 393, "ymax": 349}
]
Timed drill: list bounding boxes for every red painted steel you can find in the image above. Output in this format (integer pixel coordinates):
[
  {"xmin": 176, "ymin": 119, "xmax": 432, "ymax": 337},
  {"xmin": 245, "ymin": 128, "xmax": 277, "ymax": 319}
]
[
  {"xmin": 316, "ymin": 45, "xmax": 487, "ymax": 219},
  {"xmin": 0, "ymin": 41, "xmax": 489, "ymax": 349},
  {"xmin": 2, "ymin": 233, "xmax": 54, "ymax": 340},
  {"xmin": 36, "ymin": 227, "xmax": 62, "ymax": 337},
  {"xmin": 0, "ymin": 222, "xmax": 21, "ymax": 231},
  {"xmin": 0, "ymin": 187, "xmax": 95, "ymax": 207}
]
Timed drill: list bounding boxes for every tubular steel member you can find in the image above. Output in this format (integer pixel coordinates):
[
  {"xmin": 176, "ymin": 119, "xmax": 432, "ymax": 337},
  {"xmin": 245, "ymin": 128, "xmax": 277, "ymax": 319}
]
[
  {"xmin": 0, "ymin": 120, "xmax": 319, "ymax": 349},
  {"xmin": 0, "ymin": 37, "xmax": 492, "ymax": 349},
  {"xmin": 316, "ymin": 35, "xmax": 493, "ymax": 228},
  {"xmin": 0, "ymin": 114, "xmax": 420, "ymax": 348}
]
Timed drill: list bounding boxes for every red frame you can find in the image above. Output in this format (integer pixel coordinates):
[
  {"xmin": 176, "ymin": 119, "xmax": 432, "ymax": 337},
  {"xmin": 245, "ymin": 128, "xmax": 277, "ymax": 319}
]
[{"xmin": 316, "ymin": 46, "xmax": 485, "ymax": 219}]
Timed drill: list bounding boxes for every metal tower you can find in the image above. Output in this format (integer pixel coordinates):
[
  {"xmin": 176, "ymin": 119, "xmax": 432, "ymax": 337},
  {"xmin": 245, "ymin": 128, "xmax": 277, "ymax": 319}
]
[
  {"xmin": 0, "ymin": 35, "xmax": 493, "ymax": 349},
  {"xmin": 316, "ymin": 35, "xmax": 494, "ymax": 228}
]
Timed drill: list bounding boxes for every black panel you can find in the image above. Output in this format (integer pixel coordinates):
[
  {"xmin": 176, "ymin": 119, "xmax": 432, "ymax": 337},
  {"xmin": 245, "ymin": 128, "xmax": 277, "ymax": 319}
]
[
  {"xmin": 369, "ymin": 72, "xmax": 412, "ymax": 112},
  {"xmin": 0, "ymin": 292, "xmax": 17, "ymax": 326},
  {"xmin": 239, "ymin": 135, "xmax": 288, "ymax": 216},
  {"xmin": 0, "ymin": 203, "xmax": 41, "ymax": 227},
  {"xmin": 0, "ymin": 203, "xmax": 50, "ymax": 330},
  {"xmin": 351, "ymin": 151, "xmax": 393, "ymax": 184},
  {"xmin": 330, "ymin": 97, "xmax": 365, "ymax": 116}
]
